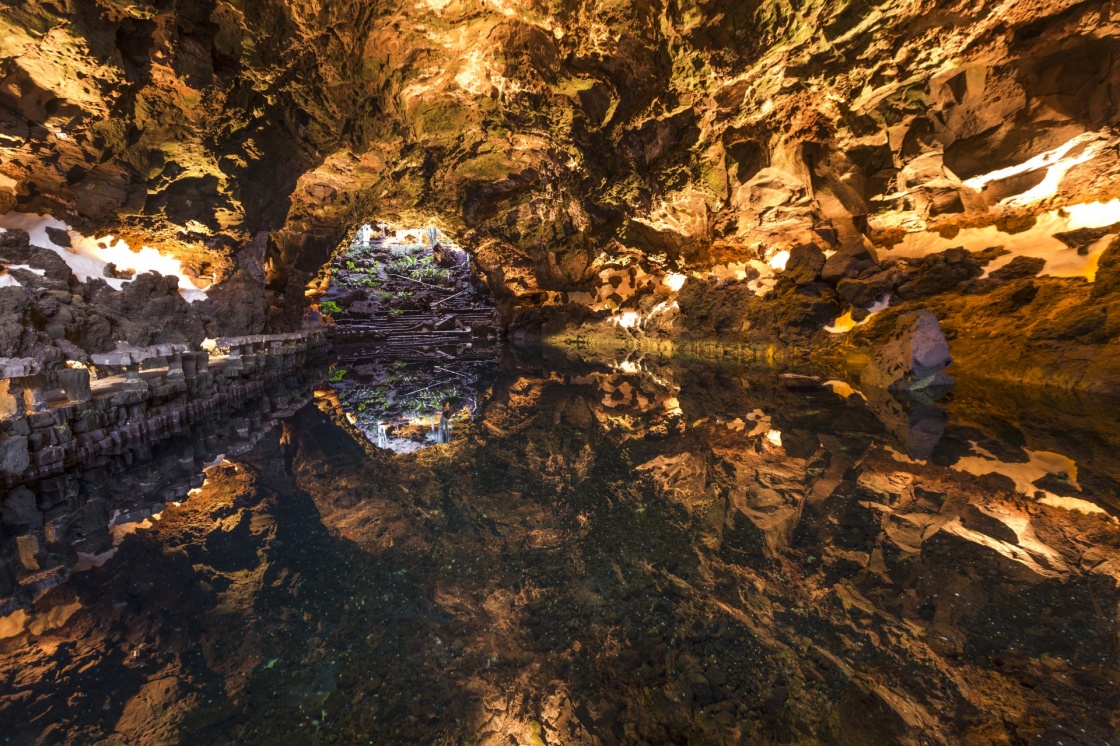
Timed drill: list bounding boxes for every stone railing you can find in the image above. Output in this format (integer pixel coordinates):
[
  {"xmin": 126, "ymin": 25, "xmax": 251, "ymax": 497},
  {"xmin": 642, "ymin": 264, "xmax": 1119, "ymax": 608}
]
[{"xmin": 0, "ymin": 329, "xmax": 327, "ymax": 485}]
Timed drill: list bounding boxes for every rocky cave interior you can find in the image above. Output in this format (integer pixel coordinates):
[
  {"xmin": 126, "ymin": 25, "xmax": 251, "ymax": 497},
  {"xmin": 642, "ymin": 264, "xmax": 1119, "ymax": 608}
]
[{"xmin": 2, "ymin": 0, "xmax": 1120, "ymax": 744}]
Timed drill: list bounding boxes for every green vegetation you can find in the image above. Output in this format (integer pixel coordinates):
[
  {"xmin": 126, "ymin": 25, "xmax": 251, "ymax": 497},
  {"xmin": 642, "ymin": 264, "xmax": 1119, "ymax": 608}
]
[
  {"xmin": 320, "ymin": 300, "xmax": 342, "ymax": 314},
  {"xmin": 328, "ymin": 368, "xmax": 347, "ymax": 382}
]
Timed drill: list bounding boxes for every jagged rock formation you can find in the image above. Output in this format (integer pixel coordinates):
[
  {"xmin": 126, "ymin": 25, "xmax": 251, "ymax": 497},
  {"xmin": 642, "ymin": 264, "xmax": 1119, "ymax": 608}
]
[
  {"xmin": 1, "ymin": 1, "xmax": 1119, "ymax": 386},
  {"xmin": 3, "ymin": 352, "xmax": 1119, "ymax": 743},
  {"xmin": 0, "ymin": 228, "xmax": 214, "ymax": 368}
]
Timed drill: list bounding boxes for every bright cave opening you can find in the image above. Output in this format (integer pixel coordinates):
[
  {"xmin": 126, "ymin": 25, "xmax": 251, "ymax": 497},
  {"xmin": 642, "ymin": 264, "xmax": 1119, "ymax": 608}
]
[{"xmin": 314, "ymin": 222, "xmax": 502, "ymax": 452}]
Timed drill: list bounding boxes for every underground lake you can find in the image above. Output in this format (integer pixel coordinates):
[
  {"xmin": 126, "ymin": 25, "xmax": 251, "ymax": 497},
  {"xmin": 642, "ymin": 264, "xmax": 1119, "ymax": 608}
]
[
  {"xmin": 2, "ymin": 341, "xmax": 1120, "ymax": 744},
  {"xmin": 4, "ymin": 1, "xmax": 1120, "ymax": 742}
]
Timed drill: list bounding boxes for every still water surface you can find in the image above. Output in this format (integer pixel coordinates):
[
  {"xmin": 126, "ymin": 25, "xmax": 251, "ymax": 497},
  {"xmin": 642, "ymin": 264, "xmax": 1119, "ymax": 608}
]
[{"xmin": 2, "ymin": 349, "xmax": 1119, "ymax": 744}]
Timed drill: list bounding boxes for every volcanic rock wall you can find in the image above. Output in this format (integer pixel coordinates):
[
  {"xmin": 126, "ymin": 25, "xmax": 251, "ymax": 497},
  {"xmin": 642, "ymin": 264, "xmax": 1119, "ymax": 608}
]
[{"xmin": 2, "ymin": 1, "xmax": 1119, "ymax": 381}]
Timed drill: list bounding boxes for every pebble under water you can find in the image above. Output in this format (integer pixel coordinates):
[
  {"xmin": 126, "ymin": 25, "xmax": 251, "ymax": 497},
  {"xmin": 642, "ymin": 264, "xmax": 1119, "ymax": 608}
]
[{"xmin": 2, "ymin": 349, "xmax": 1120, "ymax": 745}]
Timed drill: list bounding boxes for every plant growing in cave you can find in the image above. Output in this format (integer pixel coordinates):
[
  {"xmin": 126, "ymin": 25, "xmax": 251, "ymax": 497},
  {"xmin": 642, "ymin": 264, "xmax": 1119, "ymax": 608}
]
[
  {"xmin": 320, "ymin": 300, "xmax": 342, "ymax": 314},
  {"xmin": 411, "ymin": 266, "xmax": 453, "ymax": 285},
  {"xmin": 329, "ymin": 368, "xmax": 347, "ymax": 382}
]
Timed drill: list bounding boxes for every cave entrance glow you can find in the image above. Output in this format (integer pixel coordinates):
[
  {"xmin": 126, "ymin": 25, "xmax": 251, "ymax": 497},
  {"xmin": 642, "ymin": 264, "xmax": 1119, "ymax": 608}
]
[{"xmin": 317, "ymin": 222, "xmax": 502, "ymax": 452}]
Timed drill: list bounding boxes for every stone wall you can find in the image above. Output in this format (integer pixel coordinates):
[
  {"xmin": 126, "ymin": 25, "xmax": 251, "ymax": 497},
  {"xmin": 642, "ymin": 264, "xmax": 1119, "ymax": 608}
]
[{"xmin": 0, "ymin": 330, "xmax": 327, "ymax": 613}]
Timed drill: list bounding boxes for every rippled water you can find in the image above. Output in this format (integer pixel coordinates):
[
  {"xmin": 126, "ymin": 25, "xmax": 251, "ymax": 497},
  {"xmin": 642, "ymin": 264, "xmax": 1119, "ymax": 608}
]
[{"xmin": 2, "ymin": 349, "xmax": 1119, "ymax": 744}]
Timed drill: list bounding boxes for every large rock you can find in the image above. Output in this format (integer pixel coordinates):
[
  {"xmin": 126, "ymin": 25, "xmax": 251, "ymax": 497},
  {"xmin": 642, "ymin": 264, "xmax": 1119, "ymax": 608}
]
[
  {"xmin": 782, "ymin": 243, "xmax": 826, "ymax": 285},
  {"xmin": 821, "ymin": 245, "xmax": 879, "ymax": 282},
  {"xmin": 860, "ymin": 310, "xmax": 954, "ymax": 394},
  {"xmin": 0, "ymin": 230, "xmax": 31, "ymax": 263},
  {"xmin": 836, "ymin": 268, "xmax": 903, "ymax": 307},
  {"xmin": 895, "ymin": 248, "xmax": 985, "ymax": 300}
]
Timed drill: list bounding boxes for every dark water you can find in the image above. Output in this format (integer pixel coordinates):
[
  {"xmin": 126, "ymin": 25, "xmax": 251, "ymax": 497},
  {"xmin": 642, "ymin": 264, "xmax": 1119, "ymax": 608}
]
[{"xmin": 2, "ymin": 349, "xmax": 1120, "ymax": 745}]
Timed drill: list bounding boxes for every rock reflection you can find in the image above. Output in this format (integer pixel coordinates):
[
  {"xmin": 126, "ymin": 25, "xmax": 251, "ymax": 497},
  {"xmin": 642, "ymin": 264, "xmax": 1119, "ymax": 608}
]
[
  {"xmin": 0, "ymin": 372, "xmax": 319, "ymax": 623},
  {"xmin": 1, "ymin": 351, "xmax": 1118, "ymax": 744}
]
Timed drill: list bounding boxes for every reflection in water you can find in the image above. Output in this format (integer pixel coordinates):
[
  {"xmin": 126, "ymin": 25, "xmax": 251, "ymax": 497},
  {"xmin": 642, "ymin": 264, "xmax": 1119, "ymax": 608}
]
[
  {"xmin": 2, "ymin": 351, "xmax": 1120, "ymax": 744},
  {"xmin": 0, "ymin": 372, "xmax": 320, "ymax": 625},
  {"xmin": 330, "ymin": 358, "xmax": 496, "ymax": 453}
]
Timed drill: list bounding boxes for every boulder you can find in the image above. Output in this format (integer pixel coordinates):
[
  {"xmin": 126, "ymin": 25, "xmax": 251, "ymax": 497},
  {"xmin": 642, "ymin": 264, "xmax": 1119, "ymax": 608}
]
[
  {"xmin": 0, "ymin": 434, "xmax": 30, "ymax": 476},
  {"xmin": 433, "ymin": 243, "xmax": 467, "ymax": 268},
  {"xmin": 782, "ymin": 244, "xmax": 826, "ymax": 285},
  {"xmin": 836, "ymin": 268, "xmax": 903, "ymax": 307},
  {"xmin": 821, "ymin": 244, "xmax": 879, "ymax": 282},
  {"xmin": 103, "ymin": 263, "xmax": 135, "ymax": 280},
  {"xmin": 989, "ymin": 256, "xmax": 1045, "ymax": 282},
  {"xmin": 1091, "ymin": 237, "xmax": 1120, "ymax": 299},
  {"xmin": 0, "ymin": 229, "xmax": 31, "ymax": 263},
  {"xmin": 45, "ymin": 227, "xmax": 71, "ymax": 249},
  {"xmin": 895, "ymin": 248, "xmax": 984, "ymax": 299},
  {"xmin": 863, "ymin": 384, "xmax": 948, "ymax": 460},
  {"xmin": 861, "ymin": 310, "xmax": 954, "ymax": 394},
  {"xmin": 2, "ymin": 486, "xmax": 41, "ymax": 528}
]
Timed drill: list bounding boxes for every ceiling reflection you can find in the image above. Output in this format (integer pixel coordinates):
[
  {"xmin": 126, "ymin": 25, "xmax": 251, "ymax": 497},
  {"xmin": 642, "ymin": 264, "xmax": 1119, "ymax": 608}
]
[{"xmin": 1, "ymin": 350, "xmax": 1119, "ymax": 744}]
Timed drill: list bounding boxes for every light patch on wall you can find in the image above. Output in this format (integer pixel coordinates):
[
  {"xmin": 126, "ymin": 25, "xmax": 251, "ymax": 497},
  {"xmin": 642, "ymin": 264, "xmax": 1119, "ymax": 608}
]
[
  {"xmin": 943, "ymin": 519, "xmax": 1066, "ymax": 578},
  {"xmin": 613, "ymin": 311, "xmax": 641, "ymax": 329},
  {"xmin": 0, "ymin": 609, "xmax": 29, "ymax": 639},
  {"xmin": 886, "ymin": 202, "xmax": 1120, "ymax": 281},
  {"xmin": 823, "ymin": 380, "xmax": 860, "ymax": 399},
  {"xmin": 961, "ymin": 132, "xmax": 1106, "ymax": 206},
  {"xmin": 0, "ymin": 212, "xmax": 209, "ymax": 302},
  {"xmin": 28, "ymin": 601, "xmax": 82, "ymax": 636},
  {"xmin": 1038, "ymin": 495, "xmax": 1110, "ymax": 517},
  {"xmin": 663, "ymin": 273, "xmax": 687, "ymax": 292},
  {"xmin": 455, "ymin": 49, "xmax": 492, "ymax": 95},
  {"xmin": 825, "ymin": 295, "xmax": 890, "ymax": 334},
  {"xmin": 769, "ymin": 250, "xmax": 790, "ymax": 271},
  {"xmin": 952, "ymin": 444, "xmax": 1089, "ymax": 509}
]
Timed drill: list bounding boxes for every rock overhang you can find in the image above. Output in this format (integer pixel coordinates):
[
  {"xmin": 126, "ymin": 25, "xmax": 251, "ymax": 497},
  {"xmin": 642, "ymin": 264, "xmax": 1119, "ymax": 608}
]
[{"xmin": 0, "ymin": 0, "xmax": 1118, "ymax": 386}]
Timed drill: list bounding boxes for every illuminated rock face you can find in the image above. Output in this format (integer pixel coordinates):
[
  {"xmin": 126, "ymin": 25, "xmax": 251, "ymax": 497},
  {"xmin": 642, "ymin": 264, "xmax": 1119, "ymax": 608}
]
[{"xmin": 1, "ymin": 1, "xmax": 1119, "ymax": 383}]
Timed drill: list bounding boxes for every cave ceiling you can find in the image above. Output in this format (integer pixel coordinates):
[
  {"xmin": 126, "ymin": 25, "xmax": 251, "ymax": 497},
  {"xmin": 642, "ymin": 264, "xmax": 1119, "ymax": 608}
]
[{"xmin": 1, "ymin": 0, "xmax": 1119, "ymax": 332}]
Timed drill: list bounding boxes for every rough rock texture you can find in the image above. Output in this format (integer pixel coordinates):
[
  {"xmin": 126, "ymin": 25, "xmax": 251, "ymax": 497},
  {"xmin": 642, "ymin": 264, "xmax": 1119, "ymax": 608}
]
[
  {"xmin": 2, "ymin": 1, "xmax": 1120, "ymax": 384},
  {"xmin": 861, "ymin": 310, "xmax": 953, "ymax": 392},
  {"xmin": 0, "ymin": 229, "xmax": 215, "ymax": 366},
  {"xmin": 3, "ymin": 353, "xmax": 1120, "ymax": 743}
]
